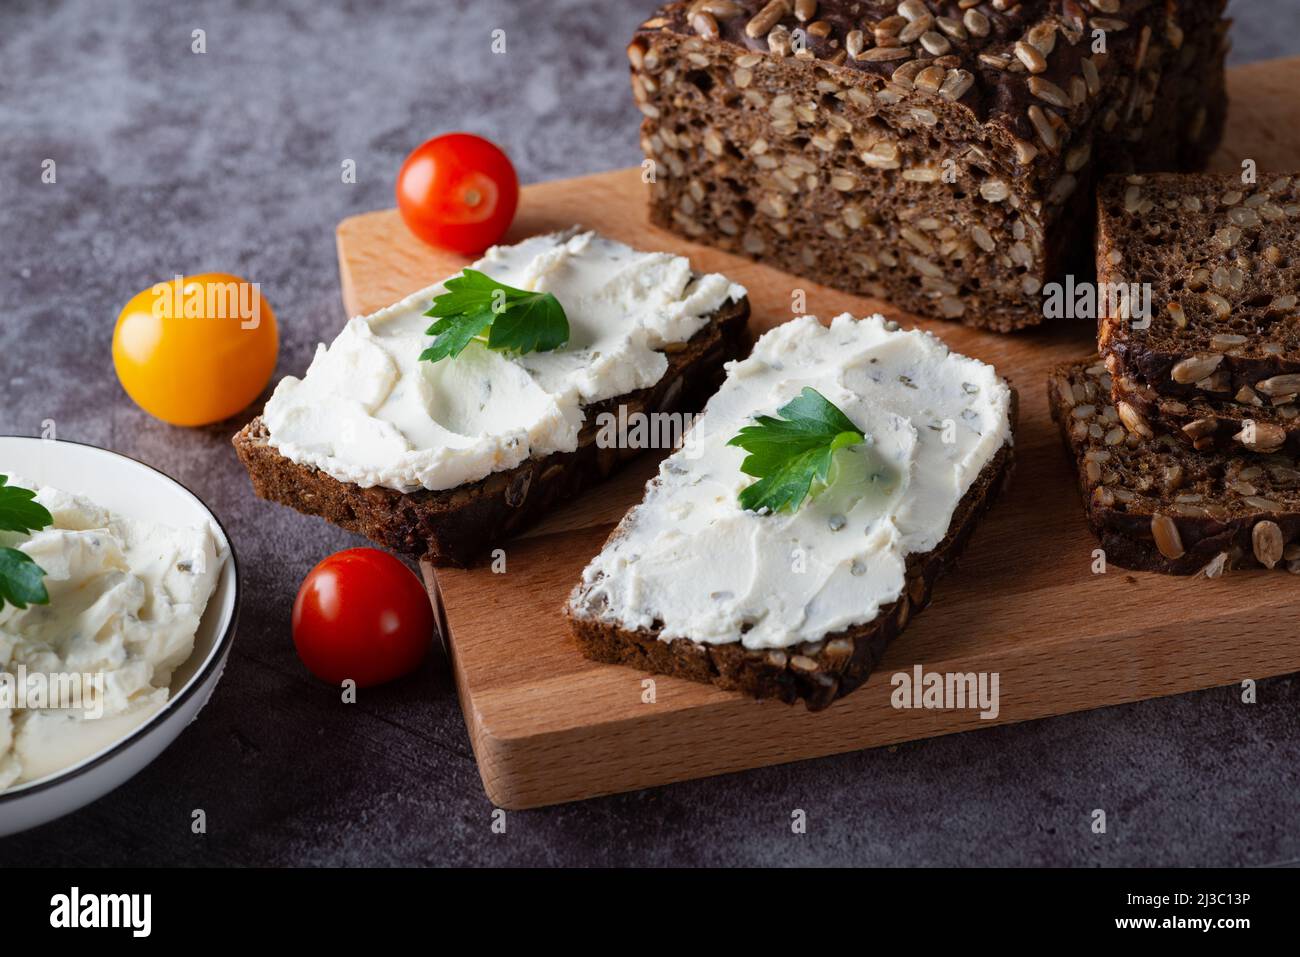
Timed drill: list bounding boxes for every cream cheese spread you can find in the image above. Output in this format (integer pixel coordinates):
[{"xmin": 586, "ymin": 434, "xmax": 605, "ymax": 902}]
[
  {"xmin": 569, "ymin": 314, "xmax": 1013, "ymax": 650},
  {"xmin": 0, "ymin": 480, "xmax": 226, "ymax": 790},
  {"xmin": 263, "ymin": 230, "xmax": 747, "ymax": 492}
]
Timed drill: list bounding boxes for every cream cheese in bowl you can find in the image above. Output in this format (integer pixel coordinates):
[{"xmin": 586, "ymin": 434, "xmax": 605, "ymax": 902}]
[
  {"xmin": 0, "ymin": 437, "xmax": 238, "ymax": 836},
  {"xmin": 0, "ymin": 478, "xmax": 227, "ymax": 791}
]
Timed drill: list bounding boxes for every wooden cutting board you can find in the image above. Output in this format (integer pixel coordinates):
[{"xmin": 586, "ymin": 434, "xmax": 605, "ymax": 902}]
[{"xmin": 337, "ymin": 57, "xmax": 1300, "ymax": 810}]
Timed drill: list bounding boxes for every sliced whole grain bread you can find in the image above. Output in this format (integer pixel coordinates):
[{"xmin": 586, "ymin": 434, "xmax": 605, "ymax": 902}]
[
  {"xmin": 234, "ymin": 295, "xmax": 750, "ymax": 567},
  {"xmin": 1049, "ymin": 357, "xmax": 1300, "ymax": 575},
  {"xmin": 1097, "ymin": 172, "xmax": 1300, "ymax": 417}
]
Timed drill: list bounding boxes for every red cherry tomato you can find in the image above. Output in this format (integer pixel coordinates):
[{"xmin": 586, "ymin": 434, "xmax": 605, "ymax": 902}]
[
  {"xmin": 395, "ymin": 133, "xmax": 519, "ymax": 254},
  {"xmin": 292, "ymin": 548, "xmax": 433, "ymax": 687}
]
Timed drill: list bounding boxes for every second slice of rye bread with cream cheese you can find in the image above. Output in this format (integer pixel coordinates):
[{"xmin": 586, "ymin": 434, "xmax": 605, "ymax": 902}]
[
  {"xmin": 566, "ymin": 314, "xmax": 1017, "ymax": 710},
  {"xmin": 234, "ymin": 230, "xmax": 750, "ymax": 566}
]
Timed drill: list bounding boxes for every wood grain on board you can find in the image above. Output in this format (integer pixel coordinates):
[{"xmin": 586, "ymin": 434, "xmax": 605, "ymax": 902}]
[{"xmin": 336, "ymin": 58, "xmax": 1300, "ymax": 809}]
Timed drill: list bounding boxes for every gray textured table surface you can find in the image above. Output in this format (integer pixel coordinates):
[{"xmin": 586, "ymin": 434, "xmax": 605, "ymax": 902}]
[{"xmin": 2, "ymin": 0, "xmax": 1298, "ymax": 867}]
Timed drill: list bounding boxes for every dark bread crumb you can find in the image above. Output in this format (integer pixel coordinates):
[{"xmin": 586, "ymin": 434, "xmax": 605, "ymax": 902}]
[
  {"xmin": 1112, "ymin": 372, "xmax": 1300, "ymax": 457},
  {"xmin": 1097, "ymin": 171, "xmax": 1300, "ymax": 450}
]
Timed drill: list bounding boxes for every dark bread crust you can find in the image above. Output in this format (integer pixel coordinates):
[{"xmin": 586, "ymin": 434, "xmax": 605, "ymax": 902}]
[
  {"xmin": 1049, "ymin": 357, "xmax": 1300, "ymax": 575},
  {"xmin": 565, "ymin": 389, "xmax": 1018, "ymax": 711},
  {"xmin": 233, "ymin": 296, "xmax": 751, "ymax": 567},
  {"xmin": 1098, "ymin": 172, "xmax": 1300, "ymax": 412},
  {"xmin": 631, "ymin": 1, "xmax": 1228, "ymax": 331}
]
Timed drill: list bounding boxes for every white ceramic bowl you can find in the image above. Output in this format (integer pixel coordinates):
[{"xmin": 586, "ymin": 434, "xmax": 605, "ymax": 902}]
[{"xmin": 0, "ymin": 436, "xmax": 239, "ymax": 837}]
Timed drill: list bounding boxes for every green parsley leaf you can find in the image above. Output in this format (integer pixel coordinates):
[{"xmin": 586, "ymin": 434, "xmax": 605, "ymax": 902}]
[
  {"xmin": 420, "ymin": 269, "xmax": 569, "ymax": 363},
  {"xmin": 726, "ymin": 388, "xmax": 866, "ymax": 514},
  {"xmin": 0, "ymin": 547, "xmax": 48, "ymax": 610},
  {"xmin": 0, "ymin": 474, "xmax": 52, "ymax": 535},
  {"xmin": 0, "ymin": 475, "xmax": 52, "ymax": 610}
]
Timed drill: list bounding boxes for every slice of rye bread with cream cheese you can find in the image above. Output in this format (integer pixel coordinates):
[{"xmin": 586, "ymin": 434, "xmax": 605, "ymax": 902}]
[
  {"xmin": 1049, "ymin": 357, "xmax": 1300, "ymax": 576},
  {"xmin": 566, "ymin": 314, "xmax": 1017, "ymax": 710},
  {"xmin": 234, "ymin": 230, "xmax": 751, "ymax": 567},
  {"xmin": 1097, "ymin": 171, "xmax": 1300, "ymax": 451}
]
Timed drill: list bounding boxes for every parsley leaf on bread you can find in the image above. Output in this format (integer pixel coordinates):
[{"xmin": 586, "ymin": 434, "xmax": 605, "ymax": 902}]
[
  {"xmin": 421, "ymin": 269, "xmax": 569, "ymax": 362},
  {"xmin": 727, "ymin": 388, "xmax": 865, "ymax": 514}
]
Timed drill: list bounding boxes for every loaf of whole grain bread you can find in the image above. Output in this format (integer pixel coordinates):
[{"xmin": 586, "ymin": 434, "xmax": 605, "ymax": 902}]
[{"xmin": 629, "ymin": 0, "xmax": 1228, "ymax": 332}]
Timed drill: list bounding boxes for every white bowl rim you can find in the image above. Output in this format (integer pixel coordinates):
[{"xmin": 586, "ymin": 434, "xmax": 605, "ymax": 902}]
[{"xmin": 0, "ymin": 435, "xmax": 241, "ymax": 803}]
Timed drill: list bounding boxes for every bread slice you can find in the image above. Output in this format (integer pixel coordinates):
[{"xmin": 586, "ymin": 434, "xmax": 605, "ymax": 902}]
[
  {"xmin": 1049, "ymin": 357, "xmax": 1300, "ymax": 575},
  {"xmin": 1097, "ymin": 172, "xmax": 1300, "ymax": 424},
  {"xmin": 234, "ymin": 295, "xmax": 750, "ymax": 567},
  {"xmin": 566, "ymin": 314, "xmax": 1017, "ymax": 710}
]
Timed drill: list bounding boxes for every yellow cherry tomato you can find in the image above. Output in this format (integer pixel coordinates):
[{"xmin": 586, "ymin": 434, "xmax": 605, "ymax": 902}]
[{"xmin": 113, "ymin": 273, "xmax": 279, "ymax": 426}]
